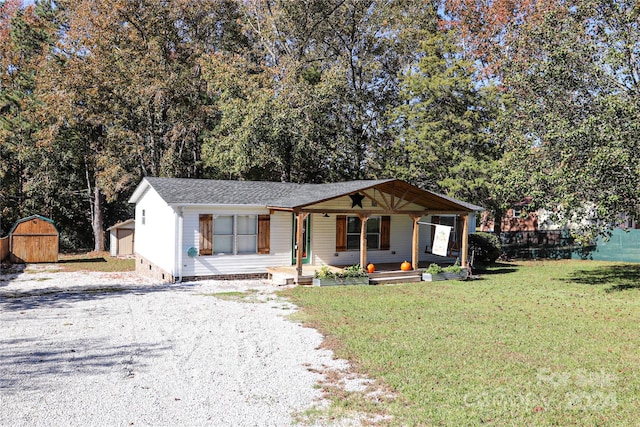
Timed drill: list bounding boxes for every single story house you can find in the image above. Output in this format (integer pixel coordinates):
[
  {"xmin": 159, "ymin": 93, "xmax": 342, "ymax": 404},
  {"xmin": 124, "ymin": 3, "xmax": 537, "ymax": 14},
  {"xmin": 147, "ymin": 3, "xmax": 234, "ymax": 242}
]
[
  {"xmin": 107, "ymin": 219, "xmax": 135, "ymax": 257},
  {"xmin": 128, "ymin": 177, "xmax": 483, "ymax": 283}
]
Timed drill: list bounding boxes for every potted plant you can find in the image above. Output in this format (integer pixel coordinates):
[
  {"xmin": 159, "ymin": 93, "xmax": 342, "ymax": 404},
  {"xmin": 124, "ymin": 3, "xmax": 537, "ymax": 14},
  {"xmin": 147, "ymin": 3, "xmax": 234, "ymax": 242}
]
[
  {"xmin": 442, "ymin": 260, "xmax": 468, "ymax": 280},
  {"xmin": 312, "ymin": 264, "xmax": 370, "ymax": 286},
  {"xmin": 422, "ymin": 263, "xmax": 446, "ymax": 281}
]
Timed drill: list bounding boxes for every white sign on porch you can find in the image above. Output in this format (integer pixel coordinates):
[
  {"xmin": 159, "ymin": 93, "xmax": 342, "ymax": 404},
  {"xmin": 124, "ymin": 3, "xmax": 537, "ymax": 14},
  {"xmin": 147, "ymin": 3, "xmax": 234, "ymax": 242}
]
[{"xmin": 432, "ymin": 224, "xmax": 451, "ymax": 257}]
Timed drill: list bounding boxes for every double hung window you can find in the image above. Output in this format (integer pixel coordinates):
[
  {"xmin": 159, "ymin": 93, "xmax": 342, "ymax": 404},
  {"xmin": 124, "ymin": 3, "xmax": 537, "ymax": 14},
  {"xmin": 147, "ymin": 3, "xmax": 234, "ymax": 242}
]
[
  {"xmin": 346, "ymin": 216, "xmax": 381, "ymax": 251},
  {"xmin": 199, "ymin": 214, "xmax": 259, "ymax": 255}
]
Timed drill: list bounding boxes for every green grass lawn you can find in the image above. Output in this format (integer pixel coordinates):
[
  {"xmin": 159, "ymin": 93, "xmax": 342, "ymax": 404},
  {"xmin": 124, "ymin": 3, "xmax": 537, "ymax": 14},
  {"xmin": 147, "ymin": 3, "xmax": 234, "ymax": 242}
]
[
  {"xmin": 282, "ymin": 260, "xmax": 640, "ymax": 426},
  {"xmin": 54, "ymin": 252, "xmax": 135, "ymax": 272}
]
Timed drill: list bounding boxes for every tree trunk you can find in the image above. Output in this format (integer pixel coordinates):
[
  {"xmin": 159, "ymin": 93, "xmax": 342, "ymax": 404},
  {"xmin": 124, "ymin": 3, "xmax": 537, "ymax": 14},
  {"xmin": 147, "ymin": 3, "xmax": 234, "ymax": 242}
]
[
  {"xmin": 92, "ymin": 185, "xmax": 105, "ymax": 252},
  {"xmin": 493, "ymin": 208, "xmax": 504, "ymax": 237}
]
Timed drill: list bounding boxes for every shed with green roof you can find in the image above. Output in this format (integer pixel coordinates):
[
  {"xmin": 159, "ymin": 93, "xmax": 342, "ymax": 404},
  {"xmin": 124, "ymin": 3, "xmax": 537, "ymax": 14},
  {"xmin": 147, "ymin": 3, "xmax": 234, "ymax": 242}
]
[{"xmin": 9, "ymin": 215, "xmax": 59, "ymax": 263}]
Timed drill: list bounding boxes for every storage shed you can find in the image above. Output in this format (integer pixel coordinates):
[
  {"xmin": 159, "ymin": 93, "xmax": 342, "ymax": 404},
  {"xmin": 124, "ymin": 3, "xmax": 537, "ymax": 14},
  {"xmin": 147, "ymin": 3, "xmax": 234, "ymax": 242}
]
[
  {"xmin": 107, "ymin": 219, "xmax": 135, "ymax": 256},
  {"xmin": 9, "ymin": 215, "xmax": 59, "ymax": 263}
]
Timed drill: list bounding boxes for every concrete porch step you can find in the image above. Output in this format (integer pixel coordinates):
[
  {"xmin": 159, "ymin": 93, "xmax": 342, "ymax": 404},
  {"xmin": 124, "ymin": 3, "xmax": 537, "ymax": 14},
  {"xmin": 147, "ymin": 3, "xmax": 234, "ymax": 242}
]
[{"xmin": 268, "ymin": 271, "xmax": 313, "ymax": 286}]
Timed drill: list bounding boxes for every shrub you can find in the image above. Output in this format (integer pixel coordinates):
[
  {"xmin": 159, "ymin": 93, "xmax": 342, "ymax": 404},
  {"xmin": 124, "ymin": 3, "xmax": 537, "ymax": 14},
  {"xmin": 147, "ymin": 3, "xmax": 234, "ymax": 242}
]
[
  {"xmin": 469, "ymin": 232, "xmax": 501, "ymax": 264},
  {"xmin": 425, "ymin": 263, "xmax": 443, "ymax": 274},
  {"xmin": 443, "ymin": 261, "xmax": 462, "ymax": 273},
  {"xmin": 314, "ymin": 264, "xmax": 368, "ymax": 279}
]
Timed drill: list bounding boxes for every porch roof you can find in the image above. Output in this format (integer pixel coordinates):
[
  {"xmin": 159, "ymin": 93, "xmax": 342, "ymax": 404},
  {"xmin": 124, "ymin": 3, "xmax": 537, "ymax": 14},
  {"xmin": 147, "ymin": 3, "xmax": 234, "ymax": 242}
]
[
  {"xmin": 269, "ymin": 179, "xmax": 484, "ymax": 213},
  {"xmin": 129, "ymin": 177, "xmax": 483, "ymax": 213}
]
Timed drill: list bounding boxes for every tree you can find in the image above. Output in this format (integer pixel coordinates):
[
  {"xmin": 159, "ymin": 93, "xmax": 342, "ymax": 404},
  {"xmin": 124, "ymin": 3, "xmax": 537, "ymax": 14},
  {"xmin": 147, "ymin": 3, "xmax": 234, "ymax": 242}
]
[
  {"xmin": 497, "ymin": 1, "xmax": 640, "ymax": 240},
  {"xmin": 444, "ymin": 0, "xmax": 640, "ymax": 240},
  {"xmin": 201, "ymin": 0, "xmax": 439, "ymax": 183},
  {"xmin": 36, "ymin": 0, "xmax": 242, "ymax": 250},
  {"xmin": 386, "ymin": 28, "xmax": 505, "ymax": 228},
  {"xmin": 0, "ymin": 0, "xmax": 58, "ymax": 236}
]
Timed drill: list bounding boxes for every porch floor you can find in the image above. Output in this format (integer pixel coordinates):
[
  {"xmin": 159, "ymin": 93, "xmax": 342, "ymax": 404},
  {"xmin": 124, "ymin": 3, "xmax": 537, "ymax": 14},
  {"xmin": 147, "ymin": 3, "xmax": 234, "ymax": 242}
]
[{"xmin": 266, "ymin": 255, "xmax": 460, "ymax": 286}]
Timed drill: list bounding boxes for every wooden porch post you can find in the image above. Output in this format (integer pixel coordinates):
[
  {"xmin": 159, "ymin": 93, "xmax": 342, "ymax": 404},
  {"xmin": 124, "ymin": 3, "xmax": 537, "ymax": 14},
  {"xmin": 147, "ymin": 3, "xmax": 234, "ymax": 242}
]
[
  {"xmin": 295, "ymin": 212, "xmax": 308, "ymax": 283},
  {"xmin": 410, "ymin": 215, "xmax": 421, "ymax": 270},
  {"xmin": 461, "ymin": 213, "xmax": 469, "ymax": 268},
  {"xmin": 358, "ymin": 214, "xmax": 369, "ymax": 269}
]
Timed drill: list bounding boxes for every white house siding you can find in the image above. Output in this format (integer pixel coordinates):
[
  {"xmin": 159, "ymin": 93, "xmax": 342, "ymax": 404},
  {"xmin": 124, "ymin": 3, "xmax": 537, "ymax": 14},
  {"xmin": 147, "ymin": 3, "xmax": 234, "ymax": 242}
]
[
  {"xmin": 312, "ymin": 210, "xmax": 478, "ymax": 266},
  {"xmin": 180, "ymin": 208, "xmax": 292, "ymax": 277},
  {"xmin": 310, "ymin": 213, "xmax": 337, "ymax": 266},
  {"xmin": 309, "ymin": 195, "xmax": 390, "ymax": 266},
  {"xmin": 134, "ymin": 187, "xmax": 177, "ymax": 278},
  {"xmin": 311, "ymin": 213, "xmax": 415, "ymax": 267}
]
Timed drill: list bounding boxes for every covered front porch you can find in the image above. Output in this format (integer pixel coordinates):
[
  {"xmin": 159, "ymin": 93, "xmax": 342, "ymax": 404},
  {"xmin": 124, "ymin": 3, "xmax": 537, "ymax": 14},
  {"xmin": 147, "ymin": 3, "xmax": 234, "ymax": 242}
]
[{"xmin": 266, "ymin": 180, "xmax": 481, "ymax": 284}]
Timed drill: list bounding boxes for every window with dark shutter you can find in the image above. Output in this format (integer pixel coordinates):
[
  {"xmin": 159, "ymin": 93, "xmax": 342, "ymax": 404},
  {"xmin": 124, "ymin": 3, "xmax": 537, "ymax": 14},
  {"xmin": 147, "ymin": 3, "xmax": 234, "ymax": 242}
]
[
  {"xmin": 257, "ymin": 215, "xmax": 270, "ymax": 254},
  {"xmin": 380, "ymin": 216, "xmax": 391, "ymax": 250},
  {"xmin": 199, "ymin": 214, "xmax": 213, "ymax": 255}
]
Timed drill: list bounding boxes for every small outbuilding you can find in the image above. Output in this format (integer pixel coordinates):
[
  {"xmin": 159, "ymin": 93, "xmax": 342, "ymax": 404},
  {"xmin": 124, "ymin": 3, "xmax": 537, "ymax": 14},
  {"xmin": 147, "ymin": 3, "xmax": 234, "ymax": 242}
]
[
  {"xmin": 9, "ymin": 215, "xmax": 59, "ymax": 263},
  {"xmin": 107, "ymin": 219, "xmax": 135, "ymax": 257}
]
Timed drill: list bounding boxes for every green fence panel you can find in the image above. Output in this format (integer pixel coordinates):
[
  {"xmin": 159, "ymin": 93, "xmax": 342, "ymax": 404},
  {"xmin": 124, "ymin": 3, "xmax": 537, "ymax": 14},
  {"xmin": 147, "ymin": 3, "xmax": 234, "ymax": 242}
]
[{"xmin": 575, "ymin": 229, "xmax": 640, "ymax": 263}]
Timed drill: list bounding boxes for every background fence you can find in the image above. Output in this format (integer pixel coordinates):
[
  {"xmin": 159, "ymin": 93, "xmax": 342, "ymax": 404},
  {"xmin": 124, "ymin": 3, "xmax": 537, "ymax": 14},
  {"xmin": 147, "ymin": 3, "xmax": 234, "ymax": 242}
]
[
  {"xmin": 580, "ymin": 229, "xmax": 640, "ymax": 263},
  {"xmin": 0, "ymin": 236, "xmax": 9, "ymax": 261},
  {"xmin": 499, "ymin": 230, "xmax": 577, "ymax": 259},
  {"xmin": 498, "ymin": 229, "xmax": 640, "ymax": 263}
]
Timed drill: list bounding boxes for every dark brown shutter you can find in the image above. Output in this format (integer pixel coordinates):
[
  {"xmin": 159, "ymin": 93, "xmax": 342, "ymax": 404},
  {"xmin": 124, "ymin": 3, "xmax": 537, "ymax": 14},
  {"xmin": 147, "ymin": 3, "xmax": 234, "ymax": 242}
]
[
  {"xmin": 455, "ymin": 216, "xmax": 464, "ymax": 249},
  {"xmin": 380, "ymin": 216, "xmax": 391, "ymax": 250},
  {"xmin": 336, "ymin": 215, "xmax": 347, "ymax": 252},
  {"xmin": 257, "ymin": 214, "xmax": 271, "ymax": 254},
  {"xmin": 199, "ymin": 214, "xmax": 213, "ymax": 255}
]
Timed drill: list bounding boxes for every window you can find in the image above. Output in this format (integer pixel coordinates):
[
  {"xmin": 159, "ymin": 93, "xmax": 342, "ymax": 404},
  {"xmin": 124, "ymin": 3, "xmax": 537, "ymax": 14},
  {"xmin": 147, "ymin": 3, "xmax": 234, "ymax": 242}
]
[
  {"xmin": 200, "ymin": 214, "xmax": 260, "ymax": 255},
  {"xmin": 213, "ymin": 215, "xmax": 234, "ymax": 254},
  {"xmin": 142, "ymin": 209, "xmax": 146, "ymax": 225},
  {"xmin": 236, "ymin": 215, "xmax": 257, "ymax": 254},
  {"xmin": 346, "ymin": 216, "xmax": 381, "ymax": 251},
  {"xmin": 336, "ymin": 216, "xmax": 390, "ymax": 252}
]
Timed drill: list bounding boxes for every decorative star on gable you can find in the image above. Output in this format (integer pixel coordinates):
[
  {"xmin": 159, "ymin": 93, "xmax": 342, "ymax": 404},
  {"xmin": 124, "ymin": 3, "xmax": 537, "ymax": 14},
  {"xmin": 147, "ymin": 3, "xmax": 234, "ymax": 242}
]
[{"xmin": 349, "ymin": 193, "xmax": 365, "ymax": 208}]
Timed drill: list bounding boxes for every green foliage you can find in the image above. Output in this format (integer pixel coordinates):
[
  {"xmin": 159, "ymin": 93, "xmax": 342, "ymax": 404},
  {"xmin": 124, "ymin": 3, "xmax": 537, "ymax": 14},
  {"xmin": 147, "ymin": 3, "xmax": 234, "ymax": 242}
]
[
  {"xmin": 424, "ymin": 263, "xmax": 443, "ymax": 274},
  {"xmin": 469, "ymin": 232, "xmax": 501, "ymax": 264},
  {"xmin": 385, "ymin": 27, "xmax": 506, "ymax": 222},
  {"xmin": 284, "ymin": 260, "xmax": 640, "ymax": 425},
  {"xmin": 449, "ymin": 0, "xmax": 640, "ymax": 240},
  {"xmin": 442, "ymin": 260, "xmax": 462, "ymax": 273},
  {"xmin": 2, "ymin": 0, "xmax": 439, "ymax": 248},
  {"xmin": 6, "ymin": 0, "xmax": 640, "ymax": 251},
  {"xmin": 314, "ymin": 264, "xmax": 368, "ymax": 280},
  {"xmin": 0, "ymin": 0, "xmax": 59, "ymax": 236}
]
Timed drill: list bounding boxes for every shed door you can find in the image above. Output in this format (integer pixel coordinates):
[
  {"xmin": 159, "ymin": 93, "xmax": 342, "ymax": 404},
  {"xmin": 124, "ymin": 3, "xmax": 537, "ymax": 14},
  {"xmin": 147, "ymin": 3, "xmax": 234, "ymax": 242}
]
[{"xmin": 117, "ymin": 229, "xmax": 134, "ymax": 255}]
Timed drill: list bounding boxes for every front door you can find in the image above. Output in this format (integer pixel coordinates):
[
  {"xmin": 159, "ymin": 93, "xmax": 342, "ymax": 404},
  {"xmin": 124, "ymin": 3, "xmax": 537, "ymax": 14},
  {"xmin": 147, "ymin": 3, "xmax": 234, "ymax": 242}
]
[{"xmin": 292, "ymin": 215, "xmax": 311, "ymax": 264}]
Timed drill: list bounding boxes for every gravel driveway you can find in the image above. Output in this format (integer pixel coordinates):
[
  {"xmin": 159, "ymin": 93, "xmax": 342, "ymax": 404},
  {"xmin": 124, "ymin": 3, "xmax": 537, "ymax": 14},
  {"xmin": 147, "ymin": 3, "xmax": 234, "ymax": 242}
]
[{"xmin": 0, "ymin": 267, "xmax": 364, "ymax": 426}]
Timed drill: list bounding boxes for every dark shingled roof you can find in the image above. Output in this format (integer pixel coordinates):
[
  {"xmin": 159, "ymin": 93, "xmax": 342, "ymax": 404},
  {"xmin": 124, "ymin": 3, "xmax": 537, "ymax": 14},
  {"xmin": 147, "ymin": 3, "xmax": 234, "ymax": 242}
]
[
  {"xmin": 141, "ymin": 177, "xmax": 300, "ymax": 206},
  {"xmin": 137, "ymin": 177, "xmax": 396, "ymax": 208},
  {"xmin": 130, "ymin": 177, "xmax": 484, "ymax": 212}
]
